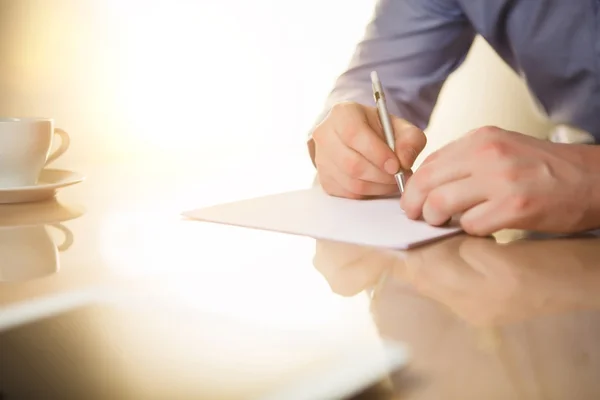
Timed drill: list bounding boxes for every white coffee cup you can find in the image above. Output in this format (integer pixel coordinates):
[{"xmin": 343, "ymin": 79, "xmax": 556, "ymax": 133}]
[{"xmin": 0, "ymin": 117, "xmax": 70, "ymax": 188}]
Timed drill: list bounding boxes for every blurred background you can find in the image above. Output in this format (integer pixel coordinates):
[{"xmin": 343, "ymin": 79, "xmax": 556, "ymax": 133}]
[{"xmin": 0, "ymin": 0, "xmax": 551, "ymax": 196}]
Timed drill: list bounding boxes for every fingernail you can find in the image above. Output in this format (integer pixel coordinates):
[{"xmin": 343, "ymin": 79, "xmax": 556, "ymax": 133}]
[{"xmin": 384, "ymin": 159, "xmax": 398, "ymax": 174}]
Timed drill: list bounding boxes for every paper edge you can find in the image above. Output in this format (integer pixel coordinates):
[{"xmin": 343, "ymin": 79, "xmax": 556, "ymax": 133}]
[{"xmin": 181, "ymin": 210, "xmax": 462, "ymax": 250}]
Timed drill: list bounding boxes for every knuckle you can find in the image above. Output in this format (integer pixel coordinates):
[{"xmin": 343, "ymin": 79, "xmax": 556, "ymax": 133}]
[
  {"xmin": 399, "ymin": 146, "xmax": 418, "ymax": 167},
  {"xmin": 534, "ymin": 162, "xmax": 552, "ymax": 179},
  {"xmin": 343, "ymin": 127, "xmax": 360, "ymax": 147},
  {"xmin": 330, "ymin": 102, "xmax": 345, "ymax": 115},
  {"xmin": 507, "ymin": 194, "xmax": 531, "ymax": 213},
  {"xmin": 406, "ymin": 126, "xmax": 427, "ymax": 145},
  {"xmin": 331, "ymin": 101, "xmax": 358, "ymax": 116},
  {"xmin": 476, "ymin": 125, "xmax": 503, "ymax": 136},
  {"xmin": 480, "ymin": 138, "xmax": 510, "ymax": 160},
  {"xmin": 415, "ymin": 126, "xmax": 428, "ymax": 143},
  {"xmin": 399, "ymin": 128, "xmax": 427, "ymax": 156},
  {"xmin": 311, "ymin": 126, "xmax": 326, "ymax": 143},
  {"xmin": 499, "ymin": 166, "xmax": 520, "ymax": 183},
  {"xmin": 330, "ymin": 102, "xmax": 363, "ymax": 143},
  {"xmin": 427, "ymin": 189, "xmax": 448, "ymax": 214},
  {"xmin": 342, "ymin": 154, "xmax": 365, "ymax": 178},
  {"xmin": 400, "ymin": 193, "xmax": 415, "ymax": 211},
  {"xmin": 419, "ymin": 132, "xmax": 428, "ymax": 150},
  {"xmin": 410, "ymin": 166, "xmax": 431, "ymax": 192}
]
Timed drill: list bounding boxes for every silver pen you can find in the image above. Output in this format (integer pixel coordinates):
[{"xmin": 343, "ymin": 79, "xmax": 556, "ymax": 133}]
[{"xmin": 370, "ymin": 70, "xmax": 406, "ymax": 194}]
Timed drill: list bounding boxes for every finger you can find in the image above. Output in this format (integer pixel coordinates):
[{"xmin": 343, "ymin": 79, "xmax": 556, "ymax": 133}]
[
  {"xmin": 328, "ymin": 250, "xmax": 392, "ymax": 296},
  {"xmin": 313, "ymin": 241, "xmax": 373, "ymax": 273},
  {"xmin": 318, "ymin": 172, "xmax": 362, "ymax": 199},
  {"xmin": 390, "ymin": 117, "xmax": 427, "ymax": 170},
  {"xmin": 400, "ymin": 159, "xmax": 472, "ymax": 219},
  {"xmin": 327, "ymin": 160, "xmax": 398, "ymax": 197},
  {"xmin": 313, "ymin": 241, "xmax": 378, "ymax": 296},
  {"xmin": 319, "ymin": 132, "xmax": 396, "ymax": 184},
  {"xmin": 337, "ymin": 174, "xmax": 398, "ymax": 197},
  {"xmin": 401, "ymin": 235, "xmax": 477, "ymax": 295},
  {"xmin": 459, "ymin": 200, "xmax": 510, "ymax": 237},
  {"xmin": 461, "ymin": 193, "xmax": 547, "ymax": 237},
  {"xmin": 365, "ymin": 108, "xmax": 426, "ymax": 171},
  {"xmin": 421, "ymin": 178, "xmax": 487, "ymax": 226},
  {"xmin": 318, "ymin": 168, "xmax": 397, "ymax": 199},
  {"xmin": 335, "ymin": 118, "xmax": 400, "ymax": 175}
]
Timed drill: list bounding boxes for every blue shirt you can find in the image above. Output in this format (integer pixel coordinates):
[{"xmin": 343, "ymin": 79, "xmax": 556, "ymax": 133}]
[{"xmin": 316, "ymin": 0, "xmax": 600, "ymax": 143}]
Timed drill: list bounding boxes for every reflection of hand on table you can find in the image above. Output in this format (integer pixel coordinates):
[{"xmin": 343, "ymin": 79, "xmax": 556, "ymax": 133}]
[
  {"xmin": 397, "ymin": 235, "xmax": 600, "ymax": 326},
  {"xmin": 312, "ymin": 231, "xmax": 600, "ymax": 327},
  {"xmin": 312, "ymin": 240, "xmax": 403, "ymax": 297}
]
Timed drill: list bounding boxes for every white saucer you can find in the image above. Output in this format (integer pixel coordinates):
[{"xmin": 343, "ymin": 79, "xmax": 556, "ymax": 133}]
[{"xmin": 0, "ymin": 169, "xmax": 85, "ymax": 204}]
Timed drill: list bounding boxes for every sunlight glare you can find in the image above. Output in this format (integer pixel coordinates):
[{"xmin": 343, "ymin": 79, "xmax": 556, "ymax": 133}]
[
  {"xmin": 104, "ymin": 0, "xmax": 375, "ymax": 170},
  {"xmin": 98, "ymin": 208, "xmax": 374, "ymax": 333}
]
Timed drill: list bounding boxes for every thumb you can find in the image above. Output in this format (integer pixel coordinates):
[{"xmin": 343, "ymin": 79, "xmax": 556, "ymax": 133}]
[{"xmin": 390, "ymin": 117, "xmax": 427, "ymax": 170}]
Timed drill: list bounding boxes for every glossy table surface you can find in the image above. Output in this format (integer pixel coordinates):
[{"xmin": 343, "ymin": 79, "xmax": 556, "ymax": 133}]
[{"xmin": 1, "ymin": 162, "xmax": 600, "ymax": 400}]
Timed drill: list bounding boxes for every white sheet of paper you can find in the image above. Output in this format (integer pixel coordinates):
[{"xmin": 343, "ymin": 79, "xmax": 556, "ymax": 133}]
[{"xmin": 182, "ymin": 187, "xmax": 462, "ymax": 249}]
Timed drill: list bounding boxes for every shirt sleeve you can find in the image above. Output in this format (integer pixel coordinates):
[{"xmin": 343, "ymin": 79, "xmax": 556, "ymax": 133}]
[{"xmin": 307, "ymin": 0, "xmax": 476, "ymax": 164}]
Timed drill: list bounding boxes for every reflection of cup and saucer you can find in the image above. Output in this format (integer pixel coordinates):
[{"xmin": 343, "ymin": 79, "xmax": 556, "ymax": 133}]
[
  {"xmin": 0, "ymin": 117, "xmax": 84, "ymax": 204},
  {"xmin": 0, "ymin": 198, "xmax": 84, "ymax": 282}
]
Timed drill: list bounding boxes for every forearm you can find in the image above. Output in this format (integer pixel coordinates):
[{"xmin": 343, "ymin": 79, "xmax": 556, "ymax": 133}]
[{"xmin": 306, "ymin": 0, "xmax": 475, "ymax": 166}]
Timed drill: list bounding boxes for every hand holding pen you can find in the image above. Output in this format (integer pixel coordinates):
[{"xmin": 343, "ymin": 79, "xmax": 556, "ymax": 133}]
[{"xmin": 311, "ymin": 72, "xmax": 426, "ymax": 199}]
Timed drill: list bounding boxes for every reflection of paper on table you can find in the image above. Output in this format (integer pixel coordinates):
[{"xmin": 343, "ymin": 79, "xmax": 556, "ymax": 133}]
[{"xmin": 183, "ymin": 187, "xmax": 462, "ymax": 249}]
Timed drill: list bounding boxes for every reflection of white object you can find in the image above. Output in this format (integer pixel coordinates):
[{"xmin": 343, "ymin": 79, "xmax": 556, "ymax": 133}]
[
  {"xmin": 0, "ymin": 223, "xmax": 73, "ymax": 282},
  {"xmin": 0, "ymin": 169, "xmax": 84, "ymax": 204},
  {"xmin": 183, "ymin": 187, "xmax": 461, "ymax": 249},
  {"xmin": 549, "ymin": 124, "xmax": 595, "ymax": 144},
  {"xmin": 0, "ymin": 118, "xmax": 70, "ymax": 188},
  {"xmin": 0, "ymin": 286, "xmax": 409, "ymax": 400}
]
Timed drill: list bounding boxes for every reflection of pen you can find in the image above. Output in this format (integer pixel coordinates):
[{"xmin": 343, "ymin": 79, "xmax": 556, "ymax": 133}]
[{"xmin": 370, "ymin": 71, "xmax": 406, "ymax": 194}]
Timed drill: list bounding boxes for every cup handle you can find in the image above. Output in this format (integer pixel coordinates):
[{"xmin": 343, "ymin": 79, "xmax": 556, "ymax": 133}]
[
  {"xmin": 48, "ymin": 223, "xmax": 74, "ymax": 251},
  {"xmin": 45, "ymin": 128, "xmax": 71, "ymax": 166}
]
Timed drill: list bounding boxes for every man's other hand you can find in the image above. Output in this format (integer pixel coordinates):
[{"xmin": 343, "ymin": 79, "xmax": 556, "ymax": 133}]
[{"xmin": 401, "ymin": 126, "xmax": 596, "ymax": 235}]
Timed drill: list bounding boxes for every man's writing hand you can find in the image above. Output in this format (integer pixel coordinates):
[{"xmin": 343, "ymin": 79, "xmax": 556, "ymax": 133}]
[{"xmin": 312, "ymin": 101, "xmax": 426, "ymax": 199}]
